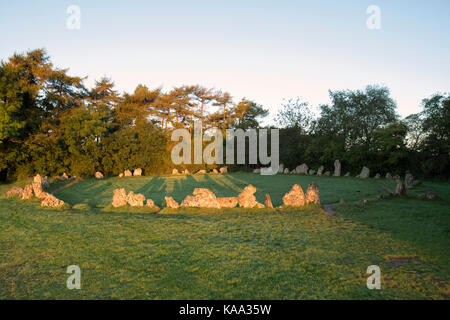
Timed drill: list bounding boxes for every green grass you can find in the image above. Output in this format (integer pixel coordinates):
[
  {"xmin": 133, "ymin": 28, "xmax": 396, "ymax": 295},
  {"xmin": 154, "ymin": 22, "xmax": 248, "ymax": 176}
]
[{"xmin": 0, "ymin": 173, "xmax": 448, "ymax": 299}]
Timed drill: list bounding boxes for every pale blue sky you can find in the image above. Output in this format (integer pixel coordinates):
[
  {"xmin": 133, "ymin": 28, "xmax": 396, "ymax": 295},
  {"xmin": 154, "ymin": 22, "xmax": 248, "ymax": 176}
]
[{"xmin": 1, "ymin": 0, "xmax": 449, "ymax": 122}]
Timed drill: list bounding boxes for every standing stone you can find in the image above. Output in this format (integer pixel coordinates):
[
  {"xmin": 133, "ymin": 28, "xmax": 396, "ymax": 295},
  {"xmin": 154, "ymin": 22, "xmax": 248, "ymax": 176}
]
[
  {"xmin": 264, "ymin": 194, "xmax": 273, "ymax": 208},
  {"xmin": 133, "ymin": 168, "xmax": 142, "ymax": 176},
  {"xmin": 22, "ymin": 185, "xmax": 33, "ymax": 200},
  {"xmin": 112, "ymin": 188, "xmax": 128, "ymax": 207},
  {"xmin": 305, "ymin": 182, "xmax": 320, "ymax": 204},
  {"xmin": 5, "ymin": 187, "xmax": 23, "ymax": 198},
  {"xmin": 95, "ymin": 172, "xmax": 104, "ymax": 179},
  {"xmin": 253, "ymin": 168, "xmax": 261, "ymax": 174},
  {"xmin": 296, "ymin": 164, "xmax": 309, "ymax": 175},
  {"xmin": 217, "ymin": 197, "xmax": 238, "ymax": 208},
  {"xmin": 284, "ymin": 168, "xmax": 289, "ymax": 174},
  {"xmin": 374, "ymin": 173, "xmax": 381, "ymax": 179},
  {"xmin": 237, "ymin": 185, "xmax": 264, "ymax": 208},
  {"xmin": 183, "ymin": 168, "xmax": 190, "ymax": 175},
  {"xmin": 324, "ymin": 171, "xmax": 331, "ymax": 176},
  {"xmin": 308, "ymin": 169, "xmax": 316, "ymax": 175},
  {"xmin": 127, "ymin": 192, "xmax": 146, "ymax": 207},
  {"xmin": 282, "ymin": 184, "xmax": 306, "ymax": 207},
  {"xmin": 212, "ymin": 169, "xmax": 219, "ymax": 174},
  {"xmin": 219, "ymin": 167, "xmax": 228, "ymax": 174},
  {"xmin": 34, "ymin": 174, "xmax": 49, "ymax": 188},
  {"xmin": 385, "ymin": 173, "xmax": 392, "ymax": 179},
  {"xmin": 124, "ymin": 170, "xmax": 133, "ymax": 177},
  {"xmin": 344, "ymin": 172, "xmax": 350, "ymax": 177},
  {"xmin": 359, "ymin": 167, "xmax": 370, "ymax": 179},
  {"xmin": 278, "ymin": 164, "xmax": 284, "ymax": 173},
  {"xmin": 119, "ymin": 173, "xmax": 124, "ymax": 178},
  {"xmin": 290, "ymin": 169, "xmax": 296, "ymax": 174},
  {"xmin": 333, "ymin": 160, "xmax": 341, "ymax": 177},
  {"xmin": 165, "ymin": 196, "xmax": 179, "ymax": 209},
  {"xmin": 405, "ymin": 172, "xmax": 414, "ymax": 189},
  {"xmin": 146, "ymin": 199, "xmax": 156, "ymax": 207},
  {"xmin": 196, "ymin": 169, "xmax": 206, "ymax": 174},
  {"xmin": 417, "ymin": 192, "xmax": 439, "ymax": 200},
  {"xmin": 32, "ymin": 182, "xmax": 45, "ymax": 199},
  {"xmin": 394, "ymin": 177, "xmax": 406, "ymax": 196},
  {"xmin": 317, "ymin": 166, "xmax": 324, "ymax": 176},
  {"xmin": 181, "ymin": 188, "xmax": 221, "ymax": 208}
]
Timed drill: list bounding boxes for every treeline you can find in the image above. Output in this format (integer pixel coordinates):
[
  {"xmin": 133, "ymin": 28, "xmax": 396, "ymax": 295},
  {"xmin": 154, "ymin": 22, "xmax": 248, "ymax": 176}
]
[
  {"xmin": 0, "ymin": 49, "xmax": 268, "ymax": 180},
  {"xmin": 0, "ymin": 49, "xmax": 448, "ymax": 180}
]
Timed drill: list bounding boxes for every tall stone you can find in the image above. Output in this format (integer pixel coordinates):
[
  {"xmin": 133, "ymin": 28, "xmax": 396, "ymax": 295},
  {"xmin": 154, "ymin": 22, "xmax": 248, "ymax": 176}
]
[
  {"xmin": 264, "ymin": 194, "xmax": 273, "ymax": 208},
  {"xmin": 317, "ymin": 166, "xmax": 324, "ymax": 176},
  {"xmin": 278, "ymin": 164, "xmax": 284, "ymax": 173},
  {"xmin": 282, "ymin": 184, "xmax": 306, "ymax": 207},
  {"xmin": 305, "ymin": 182, "xmax": 320, "ymax": 204},
  {"xmin": 124, "ymin": 170, "xmax": 133, "ymax": 177},
  {"xmin": 394, "ymin": 177, "xmax": 406, "ymax": 196},
  {"xmin": 333, "ymin": 160, "xmax": 341, "ymax": 177},
  {"xmin": 112, "ymin": 188, "xmax": 128, "ymax": 207},
  {"xmin": 22, "ymin": 185, "xmax": 33, "ymax": 200},
  {"xmin": 405, "ymin": 172, "xmax": 414, "ymax": 189}
]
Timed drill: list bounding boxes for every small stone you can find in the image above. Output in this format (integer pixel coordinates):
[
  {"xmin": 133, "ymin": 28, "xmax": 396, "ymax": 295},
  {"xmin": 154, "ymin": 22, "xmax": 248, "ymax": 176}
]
[
  {"xmin": 305, "ymin": 182, "xmax": 320, "ymax": 204},
  {"xmin": 112, "ymin": 188, "xmax": 128, "ymax": 207},
  {"xmin": 278, "ymin": 164, "xmax": 284, "ymax": 173},
  {"xmin": 317, "ymin": 166, "xmax": 324, "ymax": 176},
  {"xmin": 124, "ymin": 170, "xmax": 133, "ymax": 177},
  {"xmin": 95, "ymin": 172, "xmax": 104, "ymax": 179},
  {"xmin": 165, "ymin": 196, "xmax": 179, "ymax": 209},
  {"xmin": 283, "ymin": 168, "xmax": 289, "ymax": 174},
  {"xmin": 5, "ymin": 187, "xmax": 23, "ymax": 198},
  {"xmin": 308, "ymin": 169, "xmax": 316, "ymax": 175},
  {"xmin": 146, "ymin": 198, "xmax": 156, "ymax": 207},
  {"xmin": 418, "ymin": 192, "xmax": 439, "ymax": 201},
  {"xmin": 265, "ymin": 194, "xmax": 273, "ymax": 208},
  {"xmin": 196, "ymin": 169, "xmax": 207, "ymax": 174},
  {"xmin": 375, "ymin": 173, "xmax": 381, "ymax": 179},
  {"xmin": 219, "ymin": 167, "xmax": 228, "ymax": 174},
  {"xmin": 212, "ymin": 169, "xmax": 219, "ymax": 174},
  {"xmin": 127, "ymin": 192, "xmax": 146, "ymax": 207},
  {"xmin": 183, "ymin": 168, "xmax": 190, "ymax": 175},
  {"xmin": 41, "ymin": 194, "xmax": 65, "ymax": 207},
  {"xmin": 359, "ymin": 167, "xmax": 370, "ymax": 179},
  {"xmin": 344, "ymin": 172, "xmax": 350, "ymax": 177},
  {"xmin": 32, "ymin": 182, "xmax": 45, "ymax": 199},
  {"xmin": 119, "ymin": 173, "xmax": 124, "ymax": 178},
  {"xmin": 385, "ymin": 173, "xmax": 392, "ymax": 179},
  {"xmin": 133, "ymin": 168, "xmax": 142, "ymax": 176},
  {"xmin": 21, "ymin": 185, "xmax": 33, "ymax": 200},
  {"xmin": 295, "ymin": 163, "xmax": 308, "ymax": 175},
  {"xmin": 253, "ymin": 168, "xmax": 261, "ymax": 174},
  {"xmin": 324, "ymin": 171, "xmax": 331, "ymax": 176},
  {"xmin": 339, "ymin": 198, "xmax": 347, "ymax": 205}
]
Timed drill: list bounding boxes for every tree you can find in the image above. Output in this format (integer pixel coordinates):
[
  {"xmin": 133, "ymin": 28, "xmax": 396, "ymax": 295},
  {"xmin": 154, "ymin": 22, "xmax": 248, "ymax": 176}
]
[
  {"xmin": 233, "ymin": 99, "xmax": 268, "ymax": 129},
  {"xmin": 275, "ymin": 97, "xmax": 313, "ymax": 132}
]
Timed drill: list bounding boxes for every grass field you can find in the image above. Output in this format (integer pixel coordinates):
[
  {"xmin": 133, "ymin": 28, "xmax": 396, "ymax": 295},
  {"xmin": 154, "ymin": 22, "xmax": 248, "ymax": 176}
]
[{"xmin": 0, "ymin": 173, "xmax": 449, "ymax": 299}]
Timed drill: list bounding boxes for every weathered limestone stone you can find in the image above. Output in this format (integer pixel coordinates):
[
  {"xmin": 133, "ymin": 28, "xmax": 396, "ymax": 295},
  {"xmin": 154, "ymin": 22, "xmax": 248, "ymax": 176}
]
[
  {"xmin": 133, "ymin": 168, "xmax": 142, "ymax": 176},
  {"xmin": 219, "ymin": 167, "xmax": 228, "ymax": 174},
  {"xmin": 5, "ymin": 187, "xmax": 23, "ymax": 198},
  {"xmin": 305, "ymin": 182, "xmax": 320, "ymax": 204},
  {"xmin": 344, "ymin": 172, "xmax": 350, "ymax": 177},
  {"xmin": 317, "ymin": 166, "xmax": 324, "ymax": 176},
  {"xmin": 119, "ymin": 173, "xmax": 124, "ymax": 178},
  {"xmin": 41, "ymin": 194, "xmax": 65, "ymax": 207},
  {"xmin": 60, "ymin": 173, "xmax": 69, "ymax": 180},
  {"xmin": 375, "ymin": 173, "xmax": 381, "ymax": 179},
  {"xmin": 112, "ymin": 188, "xmax": 128, "ymax": 207},
  {"xmin": 165, "ymin": 196, "xmax": 179, "ymax": 209},
  {"xmin": 32, "ymin": 182, "xmax": 45, "ymax": 199},
  {"xmin": 278, "ymin": 164, "xmax": 284, "ymax": 173},
  {"xmin": 127, "ymin": 191, "xmax": 146, "ymax": 207},
  {"xmin": 212, "ymin": 169, "xmax": 219, "ymax": 174},
  {"xmin": 359, "ymin": 167, "xmax": 370, "ymax": 179},
  {"xmin": 217, "ymin": 197, "xmax": 238, "ymax": 208},
  {"xmin": 290, "ymin": 169, "xmax": 296, "ymax": 174},
  {"xmin": 237, "ymin": 185, "xmax": 264, "ymax": 208},
  {"xmin": 394, "ymin": 177, "xmax": 406, "ymax": 196},
  {"xmin": 333, "ymin": 160, "xmax": 341, "ymax": 177},
  {"xmin": 124, "ymin": 170, "xmax": 133, "ymax": 177},
  {"xmin": 183, "ymin": 168, "xmax": 190, "ymax": 175},
  {"xmin": 282, "ymin": 184, "xmax": 306, "ymax": 207},
  {"xmin": 418, "ymin": 192, "xmax": 439, "ymax": 200},
  {"xmin": 308, "ymin": 169, "xmax": 316, "ymax": 175},
  {"xmin": 283, "ymin": 168, "xmax": 289, "ymax": 174},
  {"xmin": 295, "ymin": 163, "xmax": 308, "ymax": 175},
  {"xmin": 264, "ymin": 194, "xmax": 273, "ymax": 208},
  {"xmin": 95, "ymin": 172, "xmax": 104, "ymax": 179},
  {"xmin": 324, "ymin": 171, "xmax": 331, "ymax": 176},
  {"xmin": 146, "ymin": 198, "xmax": 156, "ymax": 207},
  {"xmin": 22, "ymin": 185, "xmax": 33, "ymax": 200},
  {"xmin": 181, "ymin": 188, "xmax": 221, "ymax": 208},
  {"xmin": 253, "ymin": 168, "xmax": 261, "ymax": 174},
  {"xmin": 405, "ymin": 172, "xmax": 414, "ymax": 189},
  {"xmin": 196, "ymin": 169, "xmax": 207, "ymax": 174},
  {"xmin": 385, "ymin": 173, "xmax": 392, "ymax": 179}
]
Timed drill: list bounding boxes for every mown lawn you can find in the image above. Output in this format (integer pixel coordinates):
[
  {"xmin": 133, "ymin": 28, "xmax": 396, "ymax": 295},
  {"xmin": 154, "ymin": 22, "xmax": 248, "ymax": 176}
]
[{"xmin": 0, "ymin": 173, "xmax": 448, "ymax": 299}]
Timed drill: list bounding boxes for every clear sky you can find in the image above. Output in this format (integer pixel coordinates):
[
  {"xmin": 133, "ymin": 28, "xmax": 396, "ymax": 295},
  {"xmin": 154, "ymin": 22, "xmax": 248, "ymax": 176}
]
[{"xmin": 1, "ymin": 0, "xmax": 449, "ymax": 123}]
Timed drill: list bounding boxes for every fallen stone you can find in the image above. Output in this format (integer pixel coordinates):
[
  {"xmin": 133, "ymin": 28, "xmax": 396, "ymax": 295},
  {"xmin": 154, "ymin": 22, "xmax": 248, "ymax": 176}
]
[
  {"xmin": 305, "ymin": 182, "xmax": 320, "ymax": 204},
  {"xmin": 112, "ymin": 188, "xmax": 128, "ymax": 207},
  {"xmin": 217, "ymin": 197, "xmax": 238, "ymax": 208},
  {"xmin": 181, "ymin": 188, "xmax": 221, "ymax": 208},
  {"xmin": 417, "ymin": 192, "xmax": 439, "ymax": 201},
  {"xmin": 237, "ymin": 185, "xmax": 264, "ymax": 208},
  {"xmin": 282, "ymin": 184, "xmax": 305, "ymax": 207},
  {"xmin": 165, "ymin": 196, "xmax": 179, "ymax": 209},
  {"xmin": 41, "ymin": 194, "xmax": 65, "ymax": 207},
  {"xmin": 5, "ymin": 187, "xmax": 23, "ymax": 198},
  {"xmin": 133, "ymin": 168, "xmax": 142, "ymax": 176}
]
